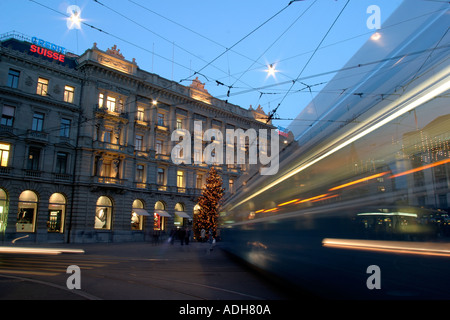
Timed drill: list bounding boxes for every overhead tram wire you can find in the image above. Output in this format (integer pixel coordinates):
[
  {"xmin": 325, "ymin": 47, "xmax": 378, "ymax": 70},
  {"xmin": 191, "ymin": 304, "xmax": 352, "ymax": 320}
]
[
  {"xmin": 127, "ymin": 0, "xmax": 266, "ymax": 69},
  {"xmin": 25, "ymin": 0, "xmax": 449, "ymax": 128},
  {"xmin": 179, "ymin": 1, "xmax": 302, "ymax": 88},
  {"xmin": 266, "ymin": 0, "xmax": 351, "ymax": 123},
  {"xmin": 211, "ymin": 6, "xmax": 448, "ymax": 89},
  {"xmin": 230, "ymin": 0, "xmax": 318, "ymax": 95},
  {"xmin": 91, "ymin": 0, "xmax": 255, "ymax": 93},
  {"xmin": 28, "ymin": 0, "xmax": 194, "ymax": 76},
  {"xmin": 24, "ymin": 1, "xmax": 283, "ymax": 130},
  {"xmin": 213, "ymin": 43, "xmax": 450, "ymax": 100}
]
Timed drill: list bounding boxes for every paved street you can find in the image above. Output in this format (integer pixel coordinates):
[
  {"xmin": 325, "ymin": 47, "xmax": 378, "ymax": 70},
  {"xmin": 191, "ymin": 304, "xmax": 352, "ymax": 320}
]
[{"xmin": 0, "ymin": 241, "xmax": 294, "ymax": 301}]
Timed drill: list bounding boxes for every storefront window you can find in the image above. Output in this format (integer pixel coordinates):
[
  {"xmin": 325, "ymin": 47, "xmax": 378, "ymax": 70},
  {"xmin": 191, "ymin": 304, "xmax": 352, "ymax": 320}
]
[
  {"xmin": 47, "ymin": 193, "xmax": 66, "ymax": 233},
  {"xmin": 131, "ymin": 199, "xmax": 145, "ymax": 231},
  {"xmin": 95, "ymin": 196, "xmax": 112, "ymax": 230},
  {"xmin": 174, "ymin": 203, "xmax": 188, "ymax": 227},
  {"xmin": 154, "ymin": 201, "xmax": 166, "ymax": 231},
  {"xmin": 17, "ymin": 190, "xmax": 38, "ymax": 232},
  {"xmin": 0, "ymin": 188, "xmax": 8, "ymax": 233}
]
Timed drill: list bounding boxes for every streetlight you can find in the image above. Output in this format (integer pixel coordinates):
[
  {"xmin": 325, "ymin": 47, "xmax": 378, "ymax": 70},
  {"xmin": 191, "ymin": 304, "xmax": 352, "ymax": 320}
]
[
  {"xmin": 265, "ymin": 64, "xmax": 278, "ymax": 79},
  {"xmin": 67, "ymin": 5, "xmax": 82, "ymax": 30}
]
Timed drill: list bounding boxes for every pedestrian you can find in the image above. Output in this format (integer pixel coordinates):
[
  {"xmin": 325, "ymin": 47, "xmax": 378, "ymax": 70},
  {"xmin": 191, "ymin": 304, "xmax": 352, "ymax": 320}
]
[
  {"xmin": 209, "ymin": 237, "xmax": 216, "ymax": 251},
  {"xmin": 169, "ymin": 227, "xmax": 176, "ymax": 245},
  {"xmin": 179, "ymin": 227, "xmax": 186, "ymax": 245},
  {"xmin": 185, "ymin": 227, "xmax": 190, "ymax": 245},
  {"xmin": 200, "ymin": 228, "xmax": 206, "ymax": 242}
]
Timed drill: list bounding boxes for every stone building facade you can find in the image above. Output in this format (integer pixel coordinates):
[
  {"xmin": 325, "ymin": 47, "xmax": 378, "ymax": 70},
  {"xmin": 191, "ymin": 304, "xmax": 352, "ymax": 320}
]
[{"xmin": 0, "ymin": 32, "xmax": 274, "ymax": 243}]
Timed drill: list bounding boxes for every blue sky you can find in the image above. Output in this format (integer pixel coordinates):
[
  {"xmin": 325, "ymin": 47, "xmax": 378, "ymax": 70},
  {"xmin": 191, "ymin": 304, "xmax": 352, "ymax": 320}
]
[{"xmin": 1, "ymin": 0, "xmax": 406, "ymax": 128}]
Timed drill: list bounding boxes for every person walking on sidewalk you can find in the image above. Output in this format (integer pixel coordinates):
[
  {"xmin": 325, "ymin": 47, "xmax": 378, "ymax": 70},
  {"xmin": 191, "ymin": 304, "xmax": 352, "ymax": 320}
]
[
  {"xmin": 200, "ymin": 228, "xmax": 206, "ymax": 242},
  {"xmin": 185, "ymin": 227, "xmax": 190, "ymax": 245},
  {"xmin": 179, "ymin": 227, "xmax": 186, "ymax": 245}
]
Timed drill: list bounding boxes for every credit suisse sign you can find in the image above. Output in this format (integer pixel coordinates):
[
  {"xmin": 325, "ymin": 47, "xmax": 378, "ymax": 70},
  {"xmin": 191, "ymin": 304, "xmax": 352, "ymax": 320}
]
[{"xmin": 29, "ymin": 37, "xmax": 66, "ymax": 63}]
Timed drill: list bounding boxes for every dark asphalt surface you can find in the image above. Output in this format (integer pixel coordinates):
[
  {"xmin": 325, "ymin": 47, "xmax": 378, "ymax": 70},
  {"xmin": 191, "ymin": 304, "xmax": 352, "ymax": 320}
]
[{"xmin": 0, "ymin": 240, "xmax": 297, "ymax": 301}]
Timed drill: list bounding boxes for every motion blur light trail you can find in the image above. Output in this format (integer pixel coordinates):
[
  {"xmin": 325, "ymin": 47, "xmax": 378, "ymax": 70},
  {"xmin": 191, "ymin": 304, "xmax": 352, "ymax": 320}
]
[
  {"xmin": 0, "ymin": 247, "xmax": 85, "ymax": 255},
  {"xmin": 322, "ymin": 239, "xmax": 450, "ymax": 257}
]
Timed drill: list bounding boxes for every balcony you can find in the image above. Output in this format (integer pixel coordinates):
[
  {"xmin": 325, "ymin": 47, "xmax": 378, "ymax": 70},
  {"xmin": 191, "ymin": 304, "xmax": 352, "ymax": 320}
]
[
  {"xmin": 24, "ymin": 169, "xmax": 42, "ymax": 178},
  {"xmin": 135, "ymin": 182, "xmax": 147, "ymax": 189},
  {"xmin": 54, "ymin": 173, "xmax": 72, "ymax": 181},
  {"xmin": 93, "ymin": 141, "xmax": 128, "ymax": 153},
  {"xmin": 155, "ymin": 153, "xmax": 171, "ymax": 161},
  {"xmin": 95, "ymin": 176, "xmax": 124, "ymax": 185},
  {"xmin": 26, "ymin": 130, "xmax": 49, "ymax": 143},
  {"xmin": 95, "ymin": 105, "xmax": 129, "ymax": 123},
  {"xmin": 134, "ymin": 149, "xmax": 150, "ymax": 159}
]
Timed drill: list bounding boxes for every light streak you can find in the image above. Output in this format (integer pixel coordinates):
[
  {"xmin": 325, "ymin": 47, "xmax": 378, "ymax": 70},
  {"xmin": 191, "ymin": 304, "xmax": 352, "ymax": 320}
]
[
  {"xmin": 0, "ymin": 247, "xmax": 85, "ymax": 255},
  {"xmin": 391, "ymin": 158, "xmax": 450, "ymax": 178},
  {"xmin": 322, "ymin": 238, "xmax": 450, "ymax": 257},
  {"xmin": 296, "ymin": 194, "xmax": 329, "ymax": 203},
  {"xmin": 228, "ymin": 66, "xmax": 450, "ymax": 211},
  {"xmin": 328, "ymin": 171, "xmax": 390, "ymax": 191},
  {"xmin": 278, "ymin": 199, "xmax": 300, "ymax": 206}
]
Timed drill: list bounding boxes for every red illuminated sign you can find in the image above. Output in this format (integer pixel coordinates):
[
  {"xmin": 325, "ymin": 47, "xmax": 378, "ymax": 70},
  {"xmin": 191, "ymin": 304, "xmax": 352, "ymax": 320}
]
[
  {"xmin": 30, "ymin": 45, "xmax": 65, "ymax": 62},
  {"xmin": 29, "ymin": 37, "xmax": 66, "ymax": 63}
]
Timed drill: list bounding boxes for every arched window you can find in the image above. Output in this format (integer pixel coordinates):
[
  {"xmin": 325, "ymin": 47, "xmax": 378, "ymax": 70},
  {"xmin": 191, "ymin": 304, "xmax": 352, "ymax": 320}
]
[
  {"xmin": 0, "ymin": 188, "xmax": 8, "ymax": 233},
  {"xmin": 17, "ymin": 190, "xmax": 38, "ymax": 232},
  {"xmin": 131, "ymin": 199, "xmax": 146, "ymax": 231},
  {"xmin": 95, "ymin": 196, "xmax": 112, "ymax": 230},
  {"xmin": 48, "ymin": 193, "xmax": 66, "ymax": 233},
  {"xmin": 154, "ymin": 201, "xmax": 168, "ymax": 231},
  {"xmin": 174, "ymin": 203, "xmax": 190, "ymax": 227}
]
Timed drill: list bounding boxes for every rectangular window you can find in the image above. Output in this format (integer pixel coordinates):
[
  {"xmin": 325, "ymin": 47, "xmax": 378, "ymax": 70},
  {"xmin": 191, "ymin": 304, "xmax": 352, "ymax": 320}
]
[
  {"xmin": 156, "ymin": 140, "xmax": 163, "ymax": 154},
  {"xmin": 117, "ymin": 99, "xmax": 124, "ymax": 113},
  {"xmin": 36, "ymin": 77, "xmax": 49, "ymax": 96},
  {"xmin": 27, "ymin": 147, "xmax": 40, "ymax": 171},
  {"xmin": 60, "ymin": 118, "xmax": 71, "ymax": 137},
  {"xmin": 157, "ymin": 168, "xmax": 165, "ymax": 185},
  {"xmin": 135, "ymin": 134, "xmax": 143, "ymax": 151},
  {"xmin": 1, "ymin": 105, "xmax": 15, "ymax": 127},
  {"xmin": 98, "ymin": 93, "xmax": 104, "ymax": 108},
  {"xmin": 106, "ymin": 96, "xmax": 116, "ymax": 112},
  {"xmin": 32, "ymin": 112, "xmax": 44, "ymax": 132},
  {"xmin": 157, "ymin": 113, "xmax": 165, "ymax": 126},
  {"xmin": 56, "ymin": 152, "xmax": 68, "ymax": 174},
  {"xmin": 136, "ymin": 164, "xmax": 144, "ymax": 182},
  {"xmin": 177, "ymin": 170, "xmax": 184, "ymax": 188},
  {"xmin": 103, "ymin": 128, "xmax": 113, "ymax": 143},
  {"xmin": 196, "ymin": 174, "xmax": 203, "ymax": 189},
  {"xmin": 63, "ymin": 85, "xmax": 75, "ymax": 103},
  {"xmin": 0, "ymin": 143, "xmax": 10, "ymax": 167},
  {"xmin": 7, "ymin": 69, "xmax": 20, "ymax": 88},
  {"xmin": 137, "ymin": 107, "xmax": 145, "ymax": 121},
  {"xmin": 176, "ymin": 118, "xmax": 183, "ymax": 130}
]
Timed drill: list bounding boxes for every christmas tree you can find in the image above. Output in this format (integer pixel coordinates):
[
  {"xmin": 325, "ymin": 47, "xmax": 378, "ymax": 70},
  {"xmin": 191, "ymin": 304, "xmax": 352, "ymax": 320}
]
[{"xmin": 194, "ymin": 167, "xmax": 224, "ymax": 241}]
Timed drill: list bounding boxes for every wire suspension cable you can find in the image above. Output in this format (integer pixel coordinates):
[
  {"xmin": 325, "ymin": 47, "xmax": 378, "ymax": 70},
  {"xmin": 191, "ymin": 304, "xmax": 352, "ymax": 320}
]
[{"xmin": 267, "ymin": 0, "xmax": 351, "ymax": 122}]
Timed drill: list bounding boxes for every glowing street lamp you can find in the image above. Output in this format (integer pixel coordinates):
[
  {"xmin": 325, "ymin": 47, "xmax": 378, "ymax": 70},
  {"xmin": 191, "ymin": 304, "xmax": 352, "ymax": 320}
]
[
  {"xmin": 67, "ymin": 5, "xmax": 82, "ymax": 30},
  {"xmin": 370, "ymin": 32, "xmax": 381, "ymax": 41},
  {"xmin": 265, "ymin": 64, "xmax": 278, "ymax": 78}
]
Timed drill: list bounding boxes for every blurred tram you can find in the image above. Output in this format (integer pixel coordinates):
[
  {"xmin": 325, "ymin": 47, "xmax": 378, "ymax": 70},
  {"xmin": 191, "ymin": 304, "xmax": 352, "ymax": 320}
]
[{"xmin": 220, "ymin": 1, "xmax": 450, "ymax": 299}]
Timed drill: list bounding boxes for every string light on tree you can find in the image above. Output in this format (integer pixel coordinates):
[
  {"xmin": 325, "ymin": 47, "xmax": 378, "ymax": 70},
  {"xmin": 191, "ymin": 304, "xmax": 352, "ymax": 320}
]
[{"xmin": 194, "ymin": 167, "xmax": 224, "ymax": 241}]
